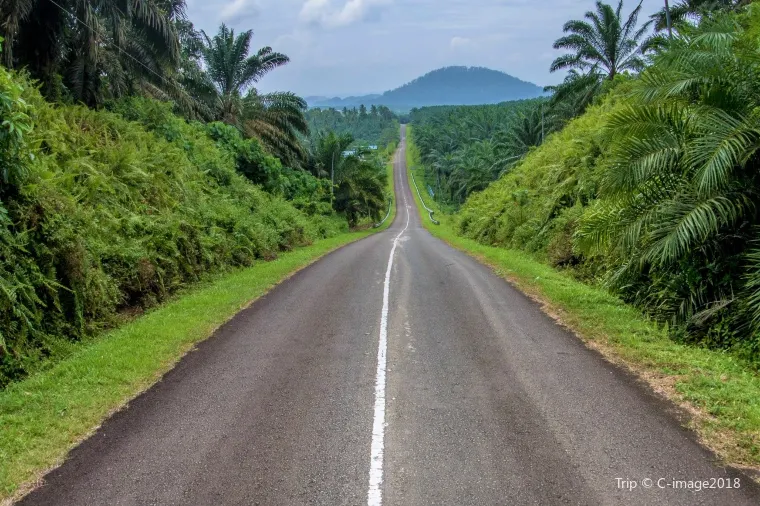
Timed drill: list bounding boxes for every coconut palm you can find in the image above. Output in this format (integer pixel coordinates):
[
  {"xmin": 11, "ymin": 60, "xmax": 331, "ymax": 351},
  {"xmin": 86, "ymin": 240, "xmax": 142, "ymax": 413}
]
[
  {"xmin": 0, "ymin": 0, "xmax": 184, "ymax": 106},
  {"xmin": 550, "ymin": 0, "xmax": 652, "ymax": 80}
]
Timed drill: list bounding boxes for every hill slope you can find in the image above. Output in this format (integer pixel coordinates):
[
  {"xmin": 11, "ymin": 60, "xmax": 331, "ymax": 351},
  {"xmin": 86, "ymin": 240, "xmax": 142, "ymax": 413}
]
[{"xmin": 308, "ymin": 67, "xmax": 544, "ymax": 109}]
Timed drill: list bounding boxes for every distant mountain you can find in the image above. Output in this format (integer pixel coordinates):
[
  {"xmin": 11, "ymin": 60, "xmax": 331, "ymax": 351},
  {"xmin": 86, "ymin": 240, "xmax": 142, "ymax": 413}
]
[
  {"xmin": 306, "ymin": 94, "xmax": 382, "ymax": 108},
  {"xmin": 306, "ymin": 67, "xmax": 545, "ymax": 110}
]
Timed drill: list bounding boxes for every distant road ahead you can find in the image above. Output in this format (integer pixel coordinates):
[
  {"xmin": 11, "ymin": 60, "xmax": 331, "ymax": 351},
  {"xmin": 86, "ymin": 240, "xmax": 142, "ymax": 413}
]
[{"xmin": 20, "ymin": 125, "xmax": 759, "ymax": 505}]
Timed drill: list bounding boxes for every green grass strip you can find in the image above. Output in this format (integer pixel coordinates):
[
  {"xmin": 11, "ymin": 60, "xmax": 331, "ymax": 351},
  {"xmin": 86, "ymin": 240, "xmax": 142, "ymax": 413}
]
[
  {"xmin": 383, "ymin": 160, "xmax": 397, "ymax": 227},
  {"xmin": 405, "ymin": 126, "xmax": 760, "ymax": 471}
]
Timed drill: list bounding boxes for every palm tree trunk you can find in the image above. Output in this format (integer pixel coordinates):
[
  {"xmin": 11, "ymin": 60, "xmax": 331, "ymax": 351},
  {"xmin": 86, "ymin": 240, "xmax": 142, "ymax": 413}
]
[{"xmin": 664, "ymin": 0, "xmax": 673, "ymax": 38}]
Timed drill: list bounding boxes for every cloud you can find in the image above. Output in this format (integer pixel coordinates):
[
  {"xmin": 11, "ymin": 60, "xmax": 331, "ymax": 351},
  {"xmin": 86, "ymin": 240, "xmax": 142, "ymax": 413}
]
[
  {"xmin": 219, "ymin": 0, "xmax": 260, "ymax": 25},
  {"xmin": 299, "ymin": 0, "xmax": 393, "ymax": 28},
  {"xmin": 187, "ymin": 0, "xmax": 666, "ymax": 95},
  {"xmin": 450, "ymin": 36, "xmax": 473, "ymax": 49}
]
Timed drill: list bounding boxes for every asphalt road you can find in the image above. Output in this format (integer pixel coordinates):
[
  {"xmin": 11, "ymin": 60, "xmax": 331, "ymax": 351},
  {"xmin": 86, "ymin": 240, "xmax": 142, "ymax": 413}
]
[{"xmin": 20, "ymin": 126, "xmax": 760, "ymax": 505}]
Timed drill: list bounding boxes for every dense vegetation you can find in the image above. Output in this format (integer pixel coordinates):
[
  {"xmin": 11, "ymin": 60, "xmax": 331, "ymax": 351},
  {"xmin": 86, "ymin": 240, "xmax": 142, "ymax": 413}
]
[
  {"xmin": 307, "ymin": 66, "xmax": 544, "ymax": 110},
  {"xmin": 414, "ymin": 0, "xmax": 760, "ymax": 362},
  {"xmin": 0, "ymin": 1, "xmax": 392, "ymax": 386},
  {"xmin": 306, "ymin": 105, "xmax": 399, "ymax": 147},
  {"xmin": 410, "ymin": 100, "xmax": 545, "ymax": 204},
  {"xmin": 0, "ymin": 67, "xmax": 345, "ymax": 387}
]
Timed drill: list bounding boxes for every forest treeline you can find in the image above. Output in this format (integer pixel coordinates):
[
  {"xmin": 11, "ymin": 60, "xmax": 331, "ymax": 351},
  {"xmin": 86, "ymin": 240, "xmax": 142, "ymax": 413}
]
[
  {"xmin": 306, "ymin": 105, "xmax": 399, "ymax": 148},
  {"xmin": 412, "ymin": 0, "xmax": 760, "ymax": 361},
  {"xmin": 0, "ymin": 1, "xmax": 393, "ymax": 386}
]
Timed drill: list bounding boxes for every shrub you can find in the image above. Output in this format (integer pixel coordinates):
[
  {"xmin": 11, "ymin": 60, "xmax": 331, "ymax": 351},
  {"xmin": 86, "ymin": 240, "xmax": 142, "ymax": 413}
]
[{"xmin": 0, "ymin": 69, "xmax": 345, "ymax": 387}]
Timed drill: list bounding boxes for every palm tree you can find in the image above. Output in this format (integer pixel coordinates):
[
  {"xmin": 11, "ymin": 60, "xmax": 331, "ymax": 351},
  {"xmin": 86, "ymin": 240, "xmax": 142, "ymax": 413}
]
[
  {"xmin": 196, "ymin": 24, "xmax": 286, "ymax": 123},
  {"xmin": 577, "ymin": 14, "xmax": 760, "ymax": 338},
  {"xmin": 242, "ymin": 90, "xmax": 309, "ymax": 170},
  {"xmin": 498, "ymin": 105, "xmax": 547, "ymax": 158},
  {"xmin": 547, "ymin": 1, "xmax": 651, "ymax": 123},
  {"xmin": 550, "ymin": 0, "xmax": 652, "ymax": 80},
  {"xmin": 0, "ymin": 0, "xmax": 185, "ymax": 107},
  {"xmin": 651, "ymin": 0, "xmax": 751, "ymax": 32},
  {"xmin": 448, "ymin": 140, "xmax": 504, "ymax": 202},
  {"xmin": 196, "ymin": 24, "xmax": 309, "ymax": 167},
  {"xmin": 544, "ymin": 69, "xmax": 605, "ymax": 122},
  {"xmin": 426, "ymin": 149, "xmax": 459, "ymax": 203},
  {"xmin": 308, "ymin": 132, "xmax": 386, "ymax": 225},
  {"xmin": 333, "ymin": 157, "xmax": 386, "ymax": 226}
]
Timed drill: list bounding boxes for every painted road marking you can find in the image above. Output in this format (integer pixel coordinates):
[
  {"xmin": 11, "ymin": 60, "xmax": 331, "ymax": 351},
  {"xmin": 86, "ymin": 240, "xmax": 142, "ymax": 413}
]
[{"xmin": 367, "ymin": 145, "xmax": 410, "ymax": 506}]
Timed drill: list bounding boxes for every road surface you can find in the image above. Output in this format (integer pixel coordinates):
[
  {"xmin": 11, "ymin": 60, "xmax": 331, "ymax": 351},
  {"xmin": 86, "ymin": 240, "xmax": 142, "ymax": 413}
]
[{"xmin": 20, "ymin": 126, "xmax": 759, "ymax": 505}]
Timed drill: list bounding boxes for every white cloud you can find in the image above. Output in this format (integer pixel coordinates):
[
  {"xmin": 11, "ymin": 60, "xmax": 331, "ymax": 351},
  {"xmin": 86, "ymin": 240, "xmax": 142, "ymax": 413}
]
[
  {"xmin": 219, "ymin": 0, "xmax": 260, "ymax": 24},
  {"xmin": 187, "ymin": 0, "xmax": 666, "ymax": 95},
  {"xmin": 450, "ymin": 36, "xmax": 473, "ymax": 49},
  {"xmin": 300, "ymin": 0, "xmax": 393, "ymax": 28}
]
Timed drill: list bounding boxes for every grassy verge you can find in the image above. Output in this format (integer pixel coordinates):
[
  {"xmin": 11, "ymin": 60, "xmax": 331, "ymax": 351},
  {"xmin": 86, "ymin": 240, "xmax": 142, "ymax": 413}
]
[
  {"xmin": 405, "ymin": 127, "xmax": 760, "ymax": 472},
  {"xmin": 0, "ymin": 148, "xmax": 399, "ymax": 503},
  {"xmin": 383, "ymin": 160, "xmax": 397, "ymax": 226}
]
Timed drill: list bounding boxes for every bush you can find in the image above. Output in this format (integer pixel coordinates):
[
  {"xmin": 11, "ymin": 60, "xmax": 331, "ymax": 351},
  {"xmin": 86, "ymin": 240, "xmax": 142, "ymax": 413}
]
[{"xmin": 0, "ymin": 69, "xmax": 345, "ymax": 387}]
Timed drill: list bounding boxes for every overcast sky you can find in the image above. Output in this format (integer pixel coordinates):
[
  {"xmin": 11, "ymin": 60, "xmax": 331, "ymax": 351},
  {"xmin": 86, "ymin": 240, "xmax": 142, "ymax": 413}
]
[{"xmin": 185, "ymin": 0, "xmax": 664, "ymax": 97}]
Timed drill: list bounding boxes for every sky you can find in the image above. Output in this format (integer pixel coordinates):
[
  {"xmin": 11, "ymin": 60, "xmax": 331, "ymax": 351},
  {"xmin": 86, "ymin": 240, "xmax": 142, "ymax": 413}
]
[{"xmin": 185, "ymin": 0, "xmax": 665, "ymax": 97}]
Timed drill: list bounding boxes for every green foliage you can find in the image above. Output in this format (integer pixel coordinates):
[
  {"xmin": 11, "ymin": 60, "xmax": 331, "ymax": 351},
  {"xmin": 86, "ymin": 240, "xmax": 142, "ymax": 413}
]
[
  {"xmin": 456, "ymin": 91, "xmax": 620, "ymax": 264},
  {"xmin": 0, "ymin": 0, "xmax": 190, "ymax": 109},
  {"xmin": 0, "ymin": 65, "xmax": 31, "ymax": 186},
  {"xmin": 651, "ymin": 0, "xmax": 751, "ymax": 33},
  {"xmin": 577, "ymin": 9, "xmax": 760, "ymax": 353},
  {"xmin": 307, "ymin": 131, "xmax": 388, "ymax": 226},
  {"xmin": 0, "ymin": 67, "xmax": 345, "ymax": 387},
  {"xmin": 305, "ymin": 105, "xmax": 399, "ymax": 148},
  {"xmin": 450, "ymin": 6, "xmax": 760, "ymax": 361},
  {"xmin": 409, "ymin": 100, "xmax": 547, "ymax": 206},
  {"xmin": 110, "ymin": 97, "xmax": 333, "ymax": 214}
]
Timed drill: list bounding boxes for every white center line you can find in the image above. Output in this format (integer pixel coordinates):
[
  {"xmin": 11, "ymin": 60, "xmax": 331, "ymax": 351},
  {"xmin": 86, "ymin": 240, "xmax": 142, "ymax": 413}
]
[{"xmin": 367, "ymin": 144, "xmax": 410, "ymax": 506}]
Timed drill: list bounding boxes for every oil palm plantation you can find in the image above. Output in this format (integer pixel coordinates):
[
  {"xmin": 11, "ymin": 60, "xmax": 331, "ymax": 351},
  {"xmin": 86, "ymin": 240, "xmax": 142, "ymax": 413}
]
[
  {"xmin": 0, "ymin": 0, "xmax": 185, "ymax": 107},
  {"xmin": 194, "ymin": 24, "xmax": 309, "ymax": 168},
  {"xmin": 577, "ymin": 13, "xmax": 760, "ymax": 342}
]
